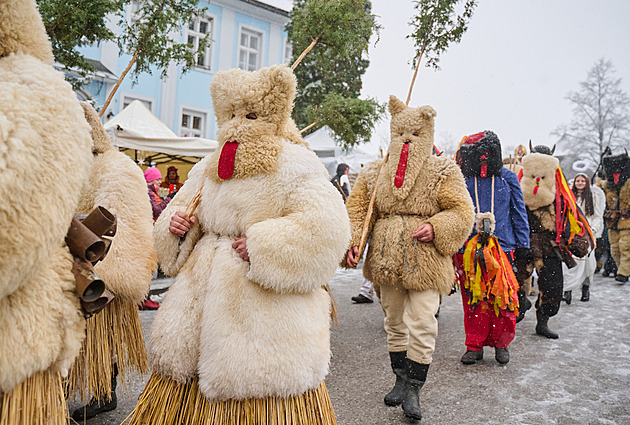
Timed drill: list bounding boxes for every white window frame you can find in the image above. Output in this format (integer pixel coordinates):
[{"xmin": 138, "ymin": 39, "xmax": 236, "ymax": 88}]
[
  {"xmin": 179, "ymin": 107, "xmax": 208, "ymax": 138},
  {"xmin": 186, "ymin": 15, "xmax": 214, "ymax": 71},
  {"xmin": 120, "ymin": 93, "xmax": 155, "ymax": 113},
  {"xmin": 282, "ymin": 38, "xmax": 292, "ymax": 65},
  {"xmin": 237, "ymin": 25, "xmax": 264, "ymax": 71},
  {"xmin": 127, "ymin": 0, "xmax": 141, "ymax": 27}
]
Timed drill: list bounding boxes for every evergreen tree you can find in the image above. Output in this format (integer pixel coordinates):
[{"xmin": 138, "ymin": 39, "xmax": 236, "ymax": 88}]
[{"xmin": 287, "ymin": 0, "xmax": 384, "ymax": 150}]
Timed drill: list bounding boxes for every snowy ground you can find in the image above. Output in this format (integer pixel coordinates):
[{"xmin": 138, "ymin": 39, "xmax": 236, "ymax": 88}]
[{"xmin": 71, "ymin": 269, "xmax": 630, "ymax": 425}]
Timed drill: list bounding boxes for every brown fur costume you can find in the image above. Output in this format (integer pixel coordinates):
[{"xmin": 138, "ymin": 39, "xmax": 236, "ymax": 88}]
[
  {"xmin": 67, "ymin": 103, "xmax": 157, "ymax": 402},
  {"xmin": 0, "ymin": 0, "xmax": 93, "ymax": 422},
  {"xmin": 346, "ymin": 96, "xmax": 474, "ymax": 294},
  {"xmin": 602, "ymin": 153, "xmax": 630, "ymax": 278}
]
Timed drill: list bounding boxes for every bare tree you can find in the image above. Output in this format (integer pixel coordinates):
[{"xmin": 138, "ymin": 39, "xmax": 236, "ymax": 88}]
[{"xmin": 553, "ymin": 58, "xmax": 630, "ymax": 164}]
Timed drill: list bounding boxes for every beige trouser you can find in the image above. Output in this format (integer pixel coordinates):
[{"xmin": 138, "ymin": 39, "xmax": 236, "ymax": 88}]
[
  {"xmin": 379, "ymin": 281, "xmax": 440, "ymax": 364},
  {"xmin": 609, "ymin": 229, "xmax": 630, "ymax": 276}
]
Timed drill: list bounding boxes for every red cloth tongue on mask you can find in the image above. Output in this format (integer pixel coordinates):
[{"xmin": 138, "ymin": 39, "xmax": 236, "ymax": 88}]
[
  {"xmin": 218, "ymin": 141, "xmax": 239, "ymax": 180},
  {"xmin": 614, "ymin": 173, "xmax": 620, "ymax": 185},
  {"xmin": 480, "ymin": 162, "xmax": 488, "ymax": 178},
  {"xmin": 394, "ymin": 144, "xmax": 410, "ymax": 188}
]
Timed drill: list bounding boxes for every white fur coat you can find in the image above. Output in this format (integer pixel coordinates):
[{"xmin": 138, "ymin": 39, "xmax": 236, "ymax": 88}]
[{"xmin": 149, "ymin": 141, "xmax": 350, "ymax": 401}]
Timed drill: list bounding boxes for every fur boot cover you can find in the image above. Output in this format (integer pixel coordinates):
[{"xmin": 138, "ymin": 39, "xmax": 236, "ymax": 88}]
[
  {"xmin": 67, "ymin": 103, "xmax": 156, "ymax": 401},
  {"xmin": 127, "ymin": 65, "xmax": 350, "ymax": 424},
  {"xmin": 345, "ymin": 96, "xmax": 474, "ymax": 295},
  {"xmin": 0, "ymin": 0, "xmax": 92, "ymax": 421}
]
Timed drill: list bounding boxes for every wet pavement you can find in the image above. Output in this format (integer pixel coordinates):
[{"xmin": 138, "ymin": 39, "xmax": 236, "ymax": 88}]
[{"xmin": 70, "ymin": 269, "xmax": 630, "ymax": 424}]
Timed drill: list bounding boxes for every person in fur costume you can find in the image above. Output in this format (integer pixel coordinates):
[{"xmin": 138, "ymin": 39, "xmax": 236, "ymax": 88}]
[
  {"xmin": 520, "ymin": 147, "xmax": 594, "ymax": 339},
  {"xmin": 0, "ymin": 0, "xmax": 93, "ymax": 422},
  {"xmin": 602, "ymin": 152, "xmax": 630, "ymax": 283},
  {"xmin": 454, "ymin": 131, "xmax": 529, "ymax": 365},
  {"xmin": 345, "ymin": 96, "xmax": 474, "ymax": 421},
  {"xmin": 124, "ymin": 65, "xmax": 350, "ymax": 425},
  {"xmin": 67, "ymin": 102, "xmax": 156, "ymax": 421}
]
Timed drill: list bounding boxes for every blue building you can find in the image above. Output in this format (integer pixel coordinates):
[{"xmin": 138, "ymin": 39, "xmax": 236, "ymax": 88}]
[{"xmin": 77, "ymin": 0, "xmax": 292, "ymax": 140}]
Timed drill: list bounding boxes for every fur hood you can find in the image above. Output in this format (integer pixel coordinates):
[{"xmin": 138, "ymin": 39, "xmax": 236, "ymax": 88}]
[
  {"xmin": 521, "ymin": 153, "xmax": 559, "ymax": 210},
  {"xmin": 459, "ymin": 130, "xmax": 503, "ymax": 178},
  {"xmin": 0, "ymin": 0, "xmax": 54, "ymax": 64},
  {"xmin": 387, "ymin": 96, "xmax": 437, "ymax": 201},
  {"xmin": 207, "ymin": 65, "xmax": 307, "ymax": 182},
  {"xmin": 603, "ymin": 152, "xmax": 630, "ymax": 190}
]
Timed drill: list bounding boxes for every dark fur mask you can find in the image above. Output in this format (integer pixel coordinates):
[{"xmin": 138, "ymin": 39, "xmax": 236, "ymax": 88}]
[
  {"xmin": 459, "ymin": 131, "xmax": 503, "ymax": 178},
  {"xmin": 603, "ymin": 152, "xmax": 630, "ymax": 189}
]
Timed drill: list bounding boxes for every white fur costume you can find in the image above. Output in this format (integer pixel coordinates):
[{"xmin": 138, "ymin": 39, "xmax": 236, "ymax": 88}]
[{"xmin": 148, "ymin": 65, "xmax": 350, "ymax": 403}]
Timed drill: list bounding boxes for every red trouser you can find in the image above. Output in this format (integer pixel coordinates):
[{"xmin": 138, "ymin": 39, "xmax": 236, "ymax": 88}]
[{"xmin": 455, "ymin": 253, "xmax": 516, "ymax": 351}]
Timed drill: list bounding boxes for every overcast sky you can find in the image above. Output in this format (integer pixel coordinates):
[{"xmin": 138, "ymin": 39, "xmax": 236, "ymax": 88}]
[{"xmin": 360, "ymin": 0, "xmax": 630, "ymax": 155}]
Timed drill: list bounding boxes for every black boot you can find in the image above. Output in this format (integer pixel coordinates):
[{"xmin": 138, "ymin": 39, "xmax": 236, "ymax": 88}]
[
  {"xmin": 401, "ymin": 359, "xmax": 429, "ymax": 421},
  {"xmin": 72, "ymin": 363, "xmax": 118, "ymax": 420},
  {"xmin": 516, "ymin": 289, "xmax": 532, "ymax": 323},
  {"xmin": 495, "ymin": 347, "xmax": 509, "ymax": 364},
  {"xmin": 563, "ymin": 290, "xmax": 572, "ymax": 305},
  {"xmin": 460, "ymin": 349, "xmax": 483, "ymax": 365},
  {"xmin": 615, "ymin": 274, "xmax": 628, "ymax": 284},
  {"xmin": 535, "ymin": 310, "xmax": 559, "ymax": 339},
  {"xmin": 580, "ymin": 285, "xmax": 590, "ymax": 302},
  {"xmin": 384, "ymin": 351, "xmax": 407, "ymax": 406}
]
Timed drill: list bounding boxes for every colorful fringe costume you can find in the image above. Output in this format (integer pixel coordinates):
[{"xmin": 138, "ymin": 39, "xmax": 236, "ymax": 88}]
[{"xmin": 456, "ymin": 131, "xmax": 529, "ymax": 354}]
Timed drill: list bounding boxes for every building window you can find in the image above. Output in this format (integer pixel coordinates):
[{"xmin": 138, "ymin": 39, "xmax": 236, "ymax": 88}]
[
  {"xmin": 180, "ymin": 109, "xmax": 205, "ymax": 138},
  {"xmin": 128, "ymin": 0, "xmax": 141, "ymax": 27},
  {"xmin": 187, "ymin": 17, "xmax": 213, "ymax": 70},
  {"xmin": 283, "ymin": 39, "xmax": 292, "ymax": 65},
  {"xmin": 122, "ymin": 95, "xmax": 153, "ymax": 112},
  {"xmin": 238, "ymin": 27, "xmax": 263, "ymax": 71}
]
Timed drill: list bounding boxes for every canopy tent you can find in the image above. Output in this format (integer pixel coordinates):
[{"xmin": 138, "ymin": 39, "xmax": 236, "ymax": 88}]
[
  {"xmin": 104, "ymin": 100, "xmax": 218, "ymax": 161},
  {"xmin": 304, "ymin": 124, "xmax": 389, "ymax": 177}
]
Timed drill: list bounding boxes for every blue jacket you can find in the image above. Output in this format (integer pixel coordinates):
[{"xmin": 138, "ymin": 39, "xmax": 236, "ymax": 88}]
[{"xmin": 463, "ymin": 167, "xmax": 530, "ymax": 252}]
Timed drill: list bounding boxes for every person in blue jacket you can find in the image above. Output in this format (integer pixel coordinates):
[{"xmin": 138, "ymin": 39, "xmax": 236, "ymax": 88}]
[{"xmin": 454, "ymin": 131, "xmax": 530, "ymax": 365}]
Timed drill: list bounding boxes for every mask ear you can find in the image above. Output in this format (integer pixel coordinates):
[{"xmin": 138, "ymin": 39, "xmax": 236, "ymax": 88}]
[
  {"xmin": 529, "ymin": 139, "xmax": 533, "ymax": 153},
  {"xmin": 388, "ymin": 95, "xmax": 407, "ymax": 117},
  {"xmin": 419, "ymin": 105, "xmax": 437, "ymax": 119},
  {"xmin": 551, "ymin": 144, "xmax": 556, "ymax": 155}
]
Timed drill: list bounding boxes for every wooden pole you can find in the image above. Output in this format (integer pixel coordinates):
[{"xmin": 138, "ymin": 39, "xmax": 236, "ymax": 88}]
[
  {"xmin": 291, "ymin": 37, "xmax": 319, "ymax": 70},
  {"xmin": 99, "ymin": 51, "xmax": 139, "ymax": 118},
  {"xmin": 299, "ymin": 120, "xmax": 321, "ymax": 134},
  {"xmin": 405, "ymin": 50, "xmax": 424, "ymax": 106},
  {"xmin": 356, "ymin": 152, "xmax": 388, "ymax": 262}
]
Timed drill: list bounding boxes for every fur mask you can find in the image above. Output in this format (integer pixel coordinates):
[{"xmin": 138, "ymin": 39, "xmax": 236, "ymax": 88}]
[
  {"xmin": 521, "ymin": 153, "xmax": 559, "ymax": 209},
  {"xmin": 207, "ymin": 65, "xmax": 305, "ymax": 181},
  {"xmin": 387, "ymin": 96, "xmax": 436, "ymax": 200},
  {"xmin": 459, "ymin": 130, "xmax": 503, "ymax": 178},
  {"xmin": 602, "ymin": 152, "xmax": 630, "ymax": 189},
  {"xmin": 0, "ymin": 0, "xmax": 54, "ymax": 64}
]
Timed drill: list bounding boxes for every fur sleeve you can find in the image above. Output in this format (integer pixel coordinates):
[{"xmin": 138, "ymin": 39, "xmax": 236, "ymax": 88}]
[
  {"xmin": 346, "ymin": 160, "xmax": 382, "ymax": 248},
  {"xmin": 246, "ymin": 164, "xmax": 351, "ymax": 293},
  {"xmin": 88, "ymin": 150, "xmax": 157, "ymax": 303},
  {"xmin": 426, "ymin": 160, "xmax": 475, "ymax": 256},
  {"xmin": 152, "ymin": 158, "xmax": 208, "ymax": 276}
]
